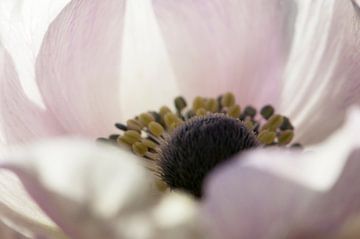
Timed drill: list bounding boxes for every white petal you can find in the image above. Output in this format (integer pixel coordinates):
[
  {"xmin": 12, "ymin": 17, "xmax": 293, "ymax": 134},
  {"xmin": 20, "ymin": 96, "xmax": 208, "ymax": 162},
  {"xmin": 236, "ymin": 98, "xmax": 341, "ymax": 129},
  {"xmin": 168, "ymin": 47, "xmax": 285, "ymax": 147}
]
[
  {"xmin": 0, "ymin": 218, "xmax": 31, "ymax": 239},
  {"xmin": 281, "ymin": 0, "xmax": 360, "ymax": 144},
  {"xmin": 203, "ymin": 154, "xmax": 317, "ymax": 239},
  {"xmin": 1, "ymin": 138, "xmax": 158, "ymax": 239},
  {"xmin": 203, "ymin": 107, "xmax": 360, "ymax": 239},
  {"xmin": 0, "ymin": 0, "xmax": 70, "ymax": 106},
  {"xmin": 36, "ymin": 0, "xmax": 125, "ymax": 137},
  {"xmin": 0, "ymin": 45, "xmax": 64, "ymax": 144},
  {"xmin": 152, "ymin": 0, "xmax": 296, "ymax": 107},
  {"xmin": 243, "ymin": 107, "xmax": 360, "ymax": 191},
  {"xmin": 120, "ymin": 0, "xmax": 180, "ymax": 120}
]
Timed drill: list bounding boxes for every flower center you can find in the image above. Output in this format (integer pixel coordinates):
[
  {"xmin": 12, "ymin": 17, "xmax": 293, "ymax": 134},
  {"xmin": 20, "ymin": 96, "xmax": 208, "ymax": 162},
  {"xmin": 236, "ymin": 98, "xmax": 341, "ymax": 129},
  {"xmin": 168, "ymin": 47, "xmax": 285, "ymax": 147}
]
[{"xmin": 98, "ymin": 92, "xmax": 301, "ymax": 198}]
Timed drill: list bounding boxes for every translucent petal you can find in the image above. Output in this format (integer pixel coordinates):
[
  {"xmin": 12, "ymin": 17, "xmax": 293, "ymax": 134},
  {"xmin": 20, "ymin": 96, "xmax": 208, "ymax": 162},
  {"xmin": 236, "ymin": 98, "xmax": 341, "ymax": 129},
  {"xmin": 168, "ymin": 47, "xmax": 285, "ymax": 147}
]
[
  {"xmin": 36, "ymin": 0, "xmax": 125, "ymax": 137},
  {"xmin": 0, "ymin": 45, "xmax": 64, "ymax": 144},
  {"xmin": 153, "ymin": 0, "xmax": 296, "ymax": 107},
  {"xmin": 281, "ymin": 0, "xmax": 360, "ymax": 144}
]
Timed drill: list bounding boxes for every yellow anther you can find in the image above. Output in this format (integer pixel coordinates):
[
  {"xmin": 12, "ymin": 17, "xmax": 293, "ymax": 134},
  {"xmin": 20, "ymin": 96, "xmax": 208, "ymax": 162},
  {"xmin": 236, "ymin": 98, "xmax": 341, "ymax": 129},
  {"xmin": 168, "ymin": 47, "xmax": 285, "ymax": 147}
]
[
  {"xmin": 169, "ymin": 121, "xmax": 183, "ymax": 132},
  {"xmin": 196, "ymin": 108, "xmax": 207, "ymax": 116},
  {"xmin": 126, "ymin": 119, "xmax": 143, "ymax": 132},
  {"xmin": 257, "ymin": 130, "xmax": 276, "ymax": 145},
  {"xmin": 139, "ymin": 113, "xmax": 155, "ymax": 127},
  {"xmin": 221, "ymin": 92, "xmax": 236, "ymax": 107},
  {"xmin": 141, "ymin": 139, "xmax": 158, "ymax": 150},
  {"xmin": 262, "ymin": 115, "xmax": 284, "ymax": 132},
  {"xmin": 132, "ymin": 142, "xmax": 148, "ymax": 157},
  {"xmin": 243, "ymin": 117, "xmax": 254, "ymax": 130},
  {"xmin": 205, "ymin": 98, "xmax": 219, "ymax": 113},
  {"xmin": 278, "ymin": 130, "xmax": 294, "ymax": 145},
  {"xmin": 149, "ymin": 121, "xmax": 164, "ymax": 137},
  {"xmin": 160, "ymin": 106, "xmax": 172, "ymax": 118},
  {"xmin": 155, "ymin": 179, "xmax": 168, "ymax": 192},
  {"xmin": 227, "ymin": 105, "xmax": 241, "ymax": 118},
  {"xmin": 174, "ymin": 96, "xmax": 187, "ymax": 112},
  {"xmin": 119, "ymin": 130, "xmax": 141, "ymax": 145},
  {"xmin": 164, "ymin": 112, "xmax": 181, "ymax": 128},
  {"xmin": 192, "ymin": 96, "xmax": 205, "ymax": 111}
]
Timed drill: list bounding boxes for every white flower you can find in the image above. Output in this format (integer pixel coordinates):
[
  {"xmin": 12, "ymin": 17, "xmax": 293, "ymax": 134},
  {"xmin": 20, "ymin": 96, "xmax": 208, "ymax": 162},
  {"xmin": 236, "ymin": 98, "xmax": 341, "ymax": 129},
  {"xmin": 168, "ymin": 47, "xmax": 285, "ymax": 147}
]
[{"xmin": 0, "ymin": 0, "xmax": 360, "ymax": 238}]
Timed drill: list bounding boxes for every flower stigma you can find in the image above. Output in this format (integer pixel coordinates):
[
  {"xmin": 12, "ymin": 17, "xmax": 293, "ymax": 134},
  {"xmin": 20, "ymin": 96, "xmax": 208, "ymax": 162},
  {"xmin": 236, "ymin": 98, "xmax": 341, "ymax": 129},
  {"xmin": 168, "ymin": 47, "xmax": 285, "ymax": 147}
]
[{"xmin": 98, "ymin": 93, "xmax": 302, "ymax": 198}]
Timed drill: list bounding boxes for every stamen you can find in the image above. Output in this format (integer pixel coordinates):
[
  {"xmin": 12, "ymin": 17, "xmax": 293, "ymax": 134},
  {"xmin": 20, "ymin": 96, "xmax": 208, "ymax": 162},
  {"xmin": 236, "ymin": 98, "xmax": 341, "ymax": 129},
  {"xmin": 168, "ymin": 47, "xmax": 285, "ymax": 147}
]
[
  {"xmin": 227, "ymin": 104, "xmax": 241, "ymax": 118},
  {"xmin": 205, "ymin": 98, "xmax": 219, "ymax": 113},
  {"xmin": 221, "ymin": 92, "xmax": 236, "ymax": 107},
  {"xmin": 196, "ymin": 108, "xmax": 207, "ymax": 116},
  {"xmin": 139, "ymin": 113, "xmax": 155, "ymax": 127},
  {"xmin": 174, "ymin": 96, "xmax": 187, "ymax": 112},
  {"xmin": 115, "ymin": 123, "xmax": 128, "ymax": 131},
  {"xmin": 261, "ymin": 115, "xmax": 284, "ymax": 132},
  {"xmin": 141, "ymin": 139, "xmax": 158, "ymax": 150},
  {"xmin": 192, "ymin": 96, "xmax": 205, "ymax": 111},
  {"xmin": 260, "ymin": 105, "xmax": 275, "ymax": 120},
  {"xmin": 132, "ymin": 142, "xmax": 148, "ymax": 157},
  {"xmin": 257, "ymin": 130, "xmax": 276, "ymax": 145},
  {"xmin": 100, "ymin": 92, "xmax": 302, "ymax": 198},
  {"xmin": 148, "ymin": 122, "xmax": 165, "ymax": 137},
  {"xmin": 280, "ymin": 117, "xmax": 294, "ymax": 130},
  {"xmin": 126, "ymin": 119, "xmax": 143, "ymax": 132},
  {"xmin": 119, "ymin": 130, "xmax": 141, "ymax": 145},
  {"xmin": 278, "ymin": 130, "xmax": 294, "ymax": 145},
  {"xmin": 241, "ymin": 106, "xmax": 257, "ymax": 119}
]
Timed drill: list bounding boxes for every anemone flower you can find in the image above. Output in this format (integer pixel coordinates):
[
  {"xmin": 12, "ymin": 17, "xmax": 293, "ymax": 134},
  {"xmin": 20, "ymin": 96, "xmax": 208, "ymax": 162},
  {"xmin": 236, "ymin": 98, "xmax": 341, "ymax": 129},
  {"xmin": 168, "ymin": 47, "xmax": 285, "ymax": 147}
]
[{"xmin": 1, "ymin": 0, "xmax": 360, "ymax": 238}]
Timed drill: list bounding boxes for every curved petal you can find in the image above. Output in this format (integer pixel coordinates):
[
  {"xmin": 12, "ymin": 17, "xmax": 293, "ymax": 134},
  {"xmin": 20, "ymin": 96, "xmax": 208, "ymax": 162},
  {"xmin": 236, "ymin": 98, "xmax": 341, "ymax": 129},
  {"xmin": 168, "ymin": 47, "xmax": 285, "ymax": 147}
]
[
  {"xmin": 0, "ymin": 172, "xmax": 65, "ymax": 239},
  {"xmin": 1, "ymin": 138, "xmax": 203, "ymax": 239},
  {"xmin": 203, "ymin": 107, "xmax": 360, "ymax": 239},
  {"xmin": 281, "ymin": 0, "xmax": 360, "ymax": 144},
  {"xmin": 0, "ymin": 0, "xmax": 70, "ymax": 106},
  {"xmin": 0, "ymin": 218, "xmax": 32, "ymax": 239},
  {"xmin": 119, "ymin": 0, "xmax": 180, "ymax": 119},
  {"xmin": 0, "ymin": 45, "xmax": 64, "ymax": 144},
  {"xmin": 203, "ymin": 156, "xmax": 317, "ymax": 239},
  {"xmin": 1, "ymin": 139, "xmax": 158, "ymax": 239},
  {"xmin": 286, "ymin": 149, "xmax": 360, "ymax": 238},
  {"xmin": 36, "ymin": 0, "xmax": 125, "ymax": 138},
  {"xmin": 152, "ymin": 0, "xmax": 296, "ymax": 107}
]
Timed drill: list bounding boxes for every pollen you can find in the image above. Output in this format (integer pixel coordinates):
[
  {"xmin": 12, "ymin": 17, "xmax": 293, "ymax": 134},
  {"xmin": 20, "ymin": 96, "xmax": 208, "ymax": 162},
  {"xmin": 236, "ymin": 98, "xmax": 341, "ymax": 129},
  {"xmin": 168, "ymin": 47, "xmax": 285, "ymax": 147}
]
[{"xmin": 98, "ymin": 93, "xmax": 302, "ymax": 198}]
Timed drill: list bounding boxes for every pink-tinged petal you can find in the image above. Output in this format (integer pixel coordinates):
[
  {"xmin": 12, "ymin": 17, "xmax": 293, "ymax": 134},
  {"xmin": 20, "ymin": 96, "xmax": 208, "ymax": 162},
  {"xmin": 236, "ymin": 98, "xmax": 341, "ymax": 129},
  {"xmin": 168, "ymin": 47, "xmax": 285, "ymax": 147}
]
[
  {"xmin": 36, "ymin": 0, "xmax": 125, "ymax": 138},
  {"xmin": 203, "ymin": 155, "xmax": 317, "ymax": 239},
  {"xmin": 281, "ymin": 0, "xmax": 360, "ymax": 145},
  {"xmin": 203, "ymin": 107, "xmax": 360, "ymax": 239},
  {"xmin": 1, "ymin": 139, "xmax": 204, "ymax": 239},
  {"xmin": 286, "ymin": 150, "xmax": 360, "ymax": 238},
  {"xmin": 1, "ymin": 139, "xmax": 158, "ymax": 239},
  {"xmin": 0, "ymin": 0, "xmax": 70, "ymax": 107},
  {"xmin": 0, "ymin": 218, "xmax": 32, "ymax": 239},
  {"xmin": 0, "ymin": 172, "xmax": 65, "ymax": 238},
  {"xmin": 119, "ymin": 0, "xmax": 181, "ymax": 119},
  {"xmin": 153, "ymin": 0, "xmax": 295, "ymax": 107},
  {"xmin": 0, "ymin": 45, "xmax": 64, "ymax": 144}
]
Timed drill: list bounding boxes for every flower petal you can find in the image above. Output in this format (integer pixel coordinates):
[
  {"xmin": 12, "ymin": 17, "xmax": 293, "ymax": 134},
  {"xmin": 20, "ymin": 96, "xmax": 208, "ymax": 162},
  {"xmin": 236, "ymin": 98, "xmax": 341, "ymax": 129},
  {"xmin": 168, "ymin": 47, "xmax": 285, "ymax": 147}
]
[
  {"xmin": 0, "ymin": 45, "xmax": 64, "ymax": 144},
  {"xmin": 1, "ymin": 139, "xmax": 158, "ymax": 239},
  {"xmin": 203, "ymin": 107, "xmax": 360, "ymax": 239},
  {"xmin": 152, "ymin": 0, "xmax": 296, "ymax": 107},
  {"xmin": 281, "ymin": 0, "xmax": 360, "ymax": 144},
  {"xmin": 0, "ymin": 218, "xmax": 32, "ymax": 239},
  {"xmin": 0, "ymin": 0, "xmax": 70, "ymax": 106},
  {"xmin": 203, "ymin": 155, "xmax": 317, "ymax": 239},
  {"xmin": 1, "ymin": 138, "xmax": 204, "ymax": 239},
  {"xmin": 119, "ymin": 0, "xmax": 180, "ymax": 119},
  {"xmin": 0, "ymin": 172, "xmax": 65, "ymax": 239},
  {"xmin": 36, "ymin": 0, "xmax": 125, "ymax": 137},
  {"xmin": 286, "ymin": 149, "xmax": 360, "ymax": 238}
]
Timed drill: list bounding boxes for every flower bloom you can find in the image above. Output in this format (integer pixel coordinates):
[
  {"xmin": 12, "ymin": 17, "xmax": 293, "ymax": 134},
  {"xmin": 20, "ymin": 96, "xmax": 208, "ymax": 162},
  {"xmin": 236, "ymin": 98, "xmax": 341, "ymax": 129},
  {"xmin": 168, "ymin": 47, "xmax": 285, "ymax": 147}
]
[{"xmin": 0, "ymin": 0, "xmax": 360, "ymax": 238}]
